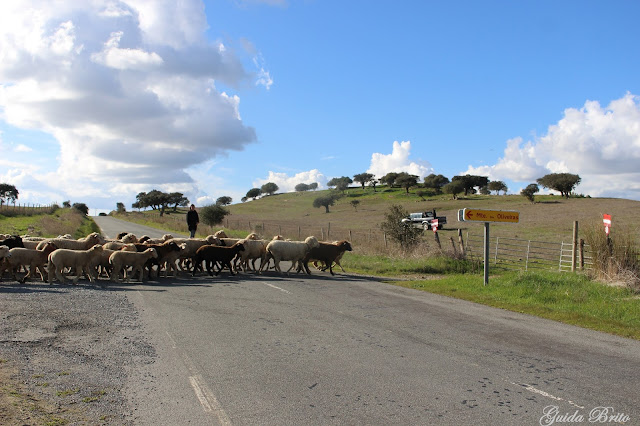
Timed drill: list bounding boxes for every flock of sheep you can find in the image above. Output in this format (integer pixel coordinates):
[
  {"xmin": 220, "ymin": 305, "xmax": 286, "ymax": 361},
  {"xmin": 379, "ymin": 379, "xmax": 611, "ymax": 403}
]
[{"xmin": 0, "ymin": 230, "xmax": 353, "ymax": 285}]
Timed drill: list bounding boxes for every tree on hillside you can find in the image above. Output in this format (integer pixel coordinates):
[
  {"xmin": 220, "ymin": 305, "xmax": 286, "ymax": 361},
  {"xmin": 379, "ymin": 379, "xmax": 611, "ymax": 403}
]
[
  {"xmin": 370, "ymin": 179, "xmax": 379, "ymax": 192},
  {"xmin": 327, "ymin": 176, "xmax": 352, "ymax": 193},
  {"xmin": 200, "ymin": 204, "xmax": 230, "ymax": 226},
  {"xmin": 380, "ymin": 172, "xmax": 399, "ymax": 187},
  {"xmin": 216, "ymin": 196, "xmax": 233, "ymax": 206},
  {"xmin": 423, "ymin": 174, "xmax": 450, "ymax": 194},
  {"xmin": 116, "ymin": 202, "xmax": 126, "ymax": 213},
  {"xmin": 521, "ymin": 183, "xmax": 539, "ymax": 203},
  {"xmin": 132, "ymin": 190, "xmax": 175, "ymax": 216},
  {"xmin": 350, "ymin": 200, "xmax": 360, "ymax": 211},
  {"xmin": 488, "ymin": 180, "xmax": 508, "ymax": 195},
  {"xmin": 246, "ymin": 188, "xmax": 261, "ymax": 200},
  {"xmin": 395, "ymin": 173, "xmax": 419, "ymax": 194},
  {"xmin": 63, "ymin": 200, "xmax": 71, "ymax": 208},
  {"xmin": 313, "ymin": 194, "xmax": 338, "ymax": 213},
  {"xmin": 0, "ymin": 183, "xmax": 18, "ymax": 206},
  {"xmin": 443, "ymin": 180, "xmax": 465, "ymax": 199},
  {"xmin": 261, "ymin": 182, "xmax": 279, "ymax": 196},
  {"xmin": 452, "ymin": 175, "xmax": 489, "ymax": 196},
  {"xmin": 168, "ymin": 192, "xmax": 189, "ymax": 211},
  {"xmin": 308, "ymin": 182, "xmax": 319, "ymax": 191},
  {"xmin": 536, "ymin": 173, "xmax": 581, "ymax": 198},
  {"xmin": 72, "ymin": 202, "xmax": 89, "ymax": 216},
  {"xmin": 353, "ymin": 172, "xmax": 375, "ymax": 190},
  {"xmin": 295, "ymin": 183, "xmax": 310, "ymax": 192}
]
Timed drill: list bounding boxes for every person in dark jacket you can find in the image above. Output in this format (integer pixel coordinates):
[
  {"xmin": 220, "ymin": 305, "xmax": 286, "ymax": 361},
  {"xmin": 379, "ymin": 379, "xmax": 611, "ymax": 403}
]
[{"xmin": 186, "ymin": 204, "xmax": 199, "ymax": 238}]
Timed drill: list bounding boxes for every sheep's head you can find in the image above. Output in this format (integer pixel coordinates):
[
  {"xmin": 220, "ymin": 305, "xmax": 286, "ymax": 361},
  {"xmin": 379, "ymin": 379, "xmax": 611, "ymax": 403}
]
[
  {"xmin": 246, "ymin": 233, "xmax": 261, "ymax": 240},
  {"xmin": 147, "ymin": 248, "xmax": 158, "ymax": 258},
  {"xmin": 41, "ymin": 242, "xmax": 58, "ymax": 255},
  {"xmin": 205, "ymin": 235, "xmax": 222, "ymax": 245},
  {"xmin": 162, "ymin": 234, "xmax": 173, "ymax": 241},
  {"xmin": 89, "ymin": 244, "xmax": 103, "ymax": 253},
  {"xmin": 0, "ymin": 245, "xmax": 10, "ymax": 258},
  {"xmin": 213, "ymin": 230, "xmax": 228, "ymax": 238},
  {"xmin": 87, "ymin": 233, "xmax": 105, "ymax": 244},
  {"xmin": 122, "ymin": 233, "xmax": 139, "ymax": 243},
  {"xmin": 340, "ymin": 241, "xmax": 353, "ymax": 251},
  {"xmin": 163, "ymin": 241, "xmax": 181, "ymax": 251},
  {"xmin": 138, "ymin": 235, "xmax": 151, "ymax": 243},
  {"xmin": 304, "ymin": 236, "xmax": 319, "ymax": 248}
]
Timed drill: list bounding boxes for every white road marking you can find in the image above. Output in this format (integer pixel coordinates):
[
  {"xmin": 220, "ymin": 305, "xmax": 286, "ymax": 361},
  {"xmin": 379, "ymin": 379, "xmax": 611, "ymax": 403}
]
[
  {"xmin": 165, "ymin": 330, "xmax": 233, "ymax": 424},
  {"xmin": 263, "ymin": 282, "xmax": 291, "ymax": 294},
  {"xmin": 513, "ymin": 382, "xmax": 585, "ymax": 409},
  {"xmin": 189, "ymin": 375, "xmax": 233, "ymax": 425}
]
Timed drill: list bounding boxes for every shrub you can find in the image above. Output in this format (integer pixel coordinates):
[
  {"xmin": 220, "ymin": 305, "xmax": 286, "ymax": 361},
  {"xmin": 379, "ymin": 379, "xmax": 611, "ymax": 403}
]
[{"xmin": 379, "ymin": 204, "xmax": 422, "ymax": 250}]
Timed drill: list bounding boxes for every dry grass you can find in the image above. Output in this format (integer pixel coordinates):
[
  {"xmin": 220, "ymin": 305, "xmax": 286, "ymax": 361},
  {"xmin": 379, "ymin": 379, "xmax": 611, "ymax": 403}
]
[{"xmin": 584, "ymin": 223, "xmax": 640, "ymax": 291}]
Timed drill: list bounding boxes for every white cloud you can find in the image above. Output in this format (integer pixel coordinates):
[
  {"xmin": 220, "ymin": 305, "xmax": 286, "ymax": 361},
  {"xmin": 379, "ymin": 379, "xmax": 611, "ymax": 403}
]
[
  {"xmin": 0, "ymin": 1, "xmax": 268, "ymax": 207},
  {"xmin": 367, "ymin": 141, "xmax": 433, "ymax": 180},
  {"xmin": 464, "ymin": 93, "xmax": 640, "ymax": 200},
  {"xmin": 253, "ymin": 169, "xmax": 327, "ymax": 194},
  {"xmin": 14, "ymin": 144, "xmax": 33, "ymax": 153}
]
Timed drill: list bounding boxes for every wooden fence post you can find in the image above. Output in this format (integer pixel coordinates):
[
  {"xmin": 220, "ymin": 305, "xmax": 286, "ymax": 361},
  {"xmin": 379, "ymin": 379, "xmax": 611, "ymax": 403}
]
[
  {"xmin": 457, "ymin": 229, "xmax": 465, "ymax": 256},
  {"xmin": 383, "ymin": 232, "xmax": 387, "ymax": 248},
  {"xmin": 579, "ymin": 238, "xmax": 585, "ymax": 271},
  {"xmin": 572, "ymin": 221, "xmax": 578, "ymax": 272},
  {"xmin": 450, "ymin": 237, "xmax": 457, "ymax": 255},
  {"xmin": 434, "ymin": 231, "xmax": 441, "ymax": 249}
]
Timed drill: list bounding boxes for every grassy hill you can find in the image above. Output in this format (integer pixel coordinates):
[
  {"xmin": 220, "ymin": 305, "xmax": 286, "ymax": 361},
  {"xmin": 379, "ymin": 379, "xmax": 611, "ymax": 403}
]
[{"xmin": 222, "ymin": 187, "xmax": 640, "ymax": 244}]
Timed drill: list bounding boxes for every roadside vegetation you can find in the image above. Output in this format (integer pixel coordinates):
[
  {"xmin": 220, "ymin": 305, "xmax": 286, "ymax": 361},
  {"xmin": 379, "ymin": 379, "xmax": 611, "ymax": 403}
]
[{"xmin": 0, "ymin": 207, "xmax": 100, "ymax": 238}]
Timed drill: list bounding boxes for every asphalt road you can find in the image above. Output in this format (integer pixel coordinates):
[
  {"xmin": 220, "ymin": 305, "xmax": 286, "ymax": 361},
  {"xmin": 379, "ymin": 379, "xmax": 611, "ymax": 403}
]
[{"xmin": 93, "ymin": 216, "xmax": 640, "ymax": 425}]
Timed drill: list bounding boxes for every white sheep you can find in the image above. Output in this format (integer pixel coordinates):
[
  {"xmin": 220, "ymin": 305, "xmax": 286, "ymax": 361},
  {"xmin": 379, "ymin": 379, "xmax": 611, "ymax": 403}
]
[
  {"xmin": 120, "ymin": 233, "xmax": 139, "ymax": 244},
  {"xmin": 109, "ymin": 248, "xmax": 158, "ymax": 283},
  {"xmin": 235, "ymin": 238, "xmax": 267, "ymax": 272},
  {"xmin": 1, "ymin": 242, "xmax": 58, "ymax": 283},
  {"xmin": 48, "ymin": 244, "xmax": 104, "ymax": 284},
  {"xmin": 91, "ymin": 244, "xmax": 137, "ymax": 279},
  {"xmin": 261, "ymin": 236, "xmax": 319, "ymax": 274},
  {"xmin": 37, "ymin": 232, "xmax": 105, "ymax": 251}
]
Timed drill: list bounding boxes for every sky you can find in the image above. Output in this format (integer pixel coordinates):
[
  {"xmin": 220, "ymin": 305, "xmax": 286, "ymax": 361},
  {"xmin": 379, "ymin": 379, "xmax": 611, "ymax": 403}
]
[{"xmin": 1, "ymin": 0, "xmax": 640, "ymax": 213}]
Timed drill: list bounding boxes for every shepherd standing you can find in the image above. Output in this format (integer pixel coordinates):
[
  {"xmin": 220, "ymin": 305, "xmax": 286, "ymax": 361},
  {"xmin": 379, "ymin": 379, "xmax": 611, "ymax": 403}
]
[{"xmin": 187, "ymin": 204, "xmax": 199, "ymax": 238}]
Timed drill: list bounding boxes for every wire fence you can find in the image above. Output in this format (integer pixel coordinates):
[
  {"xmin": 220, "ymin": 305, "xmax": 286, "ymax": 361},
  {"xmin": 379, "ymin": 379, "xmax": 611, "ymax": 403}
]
[
  {"xmin": 0, "ymin": 203, "xmax": 58, "ymax": 217},
  {"xmin": 464, "ymin": 231, "xmax": 594, "ymax": 273}
]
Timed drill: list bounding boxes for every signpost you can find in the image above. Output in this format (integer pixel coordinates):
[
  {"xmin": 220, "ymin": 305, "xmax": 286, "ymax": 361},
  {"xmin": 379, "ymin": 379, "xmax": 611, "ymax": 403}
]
[
  {"xmin": 603, "ymin": 214, "xmax": 612, "ymax": 235},
  {"xmin": 458, "ymin": 208, "xmax": 520, "ymax": 285}
]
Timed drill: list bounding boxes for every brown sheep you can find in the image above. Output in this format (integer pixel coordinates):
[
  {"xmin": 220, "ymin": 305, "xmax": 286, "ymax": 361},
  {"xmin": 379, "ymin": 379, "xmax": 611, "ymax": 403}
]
[
  {"xmin": 192, "ymin": 243, "xmax": 245, "ymax": 276},
  {"xmin": 302, "ymin": 240, "xmax": 353, "ymax": 275}
]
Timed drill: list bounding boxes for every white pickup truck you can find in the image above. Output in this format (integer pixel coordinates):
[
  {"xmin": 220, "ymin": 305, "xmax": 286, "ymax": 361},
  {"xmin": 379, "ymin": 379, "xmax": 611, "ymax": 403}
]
[{"xmin": 401, "ymin": 209, "xmax": 447, "ymax": 230}]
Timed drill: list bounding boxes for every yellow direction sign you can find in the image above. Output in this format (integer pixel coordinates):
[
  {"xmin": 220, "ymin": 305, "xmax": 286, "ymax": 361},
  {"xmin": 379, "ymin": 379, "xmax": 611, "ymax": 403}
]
[{"xmin": 460, "ymin": 208, "xmax": 519, "ymax": 223}]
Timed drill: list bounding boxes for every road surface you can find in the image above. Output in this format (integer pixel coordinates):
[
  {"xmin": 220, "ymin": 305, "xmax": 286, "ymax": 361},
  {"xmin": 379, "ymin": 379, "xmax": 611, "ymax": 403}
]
[{"xmin": 93, "ymin": 216, "xmax": 640, "ymax": 425}]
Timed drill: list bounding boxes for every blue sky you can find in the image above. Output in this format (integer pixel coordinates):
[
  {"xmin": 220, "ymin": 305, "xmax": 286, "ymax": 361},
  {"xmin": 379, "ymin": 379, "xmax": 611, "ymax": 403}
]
[{"xmin": 1, "ymin": 0, "xmax": 640, "ymax": 213}]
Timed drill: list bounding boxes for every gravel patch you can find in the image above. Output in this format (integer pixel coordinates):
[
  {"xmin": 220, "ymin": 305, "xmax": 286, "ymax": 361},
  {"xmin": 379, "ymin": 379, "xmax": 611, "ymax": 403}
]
[{"xmin": 0, "ymin": 282, "xmax": 155, "ymax": 425}]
